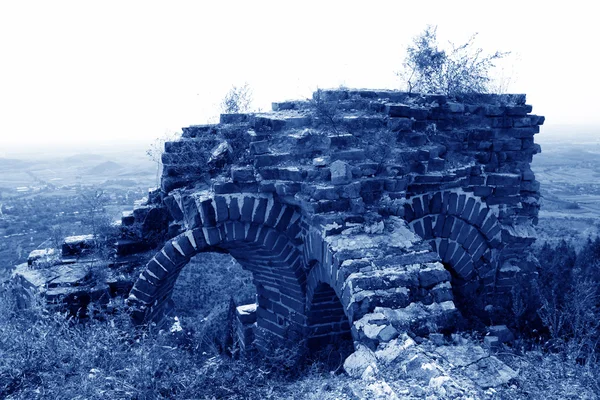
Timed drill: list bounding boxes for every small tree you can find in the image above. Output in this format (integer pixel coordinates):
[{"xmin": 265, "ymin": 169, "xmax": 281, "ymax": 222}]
[
  {"xmin": 79, "ymin": 188, "xmax": 114, "ymax": 259},
  {"xmin": 146, "ymin": 131, "xmax": 180, "ymax": 187},
  {"xmin": 310, "ymin": 88, "xmax": 341, "ymax": 134},
  {"xmin": 400, "ymin": 25, "xmax": 509, "ymax": 95},
  {"xmin": 220, "ymin": 83, "xmax": 253, "ymax": 114}
]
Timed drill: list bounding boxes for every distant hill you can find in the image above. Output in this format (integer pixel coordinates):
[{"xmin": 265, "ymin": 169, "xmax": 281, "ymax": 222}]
[
  {"xmin": 63, "ymin": 153, "xmax": 107, "ymax": 164},
  {"xmin": 86, "ymin": 161, "xmax": 124, "ymax": 175},
  {"xmin": 0, "ymin": 158, "xmax": 29, "ymax": 170}
]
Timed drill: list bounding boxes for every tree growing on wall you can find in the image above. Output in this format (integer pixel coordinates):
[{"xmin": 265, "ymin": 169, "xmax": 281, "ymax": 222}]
[
  {"xmin": 220, "ymin": 83, "xmax": 254, "ymax": 114},
  {"xmin": 79, "ymin": 188, "xmax": 115, "ymax": 259},
  {"xmin": 146, "ymin": 131, "xmax": 180, "ymax": 187},
  {"xmin": 399, "ymin": 25, "xmax": 509, "ymax": 95}
]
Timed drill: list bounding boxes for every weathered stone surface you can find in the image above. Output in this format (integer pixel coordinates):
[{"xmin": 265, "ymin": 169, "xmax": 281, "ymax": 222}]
[
  {"xmin": 62, "ymin": 234, "xmax": 95, "ymax": 257},
  {"xmin": 374, "ymin": 334, "xmax": 416, "ymax": 364},
  {"xmin": 488, "ymin": 325, "xmax": 515, "ymax": 343},
  {"xmin": 330, "ymin": 160, "xmax": 352, "ymax": 185},
  {"xmin": 343, "ymin": 344, "xmax": 378, "ymax": 378},
  {"xmin": 463, "ymin": 355, "xmax": 517, "ymax": 388},
  {"xmin": 387, "ymin": 117, "xmax": 413, "ymax": 132},
  {"xmin": 231, "ymin": 167, "xmax": 255, "ymax": 182},
  {"xmin": 27, "ymin": 248, "xmax": 58, "ymax": 267},
  {"xmin": 418, "ymin": 263, "xmax": 451, "ymax": 288},
  {"xmin": 404, "ymin": 353, "xmax": 443, "ymax": 382}
]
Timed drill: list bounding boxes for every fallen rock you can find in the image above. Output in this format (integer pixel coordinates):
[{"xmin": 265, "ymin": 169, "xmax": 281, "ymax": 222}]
[
  {"xmin": 484, "ymin": 335, "xmax": 500, "ymax": 350},
  {"xmin": 375, "ymin": 334, "xmax": 416, "ymax": 364},
  {"xmin": 403, "ymin": 353, "xmax": 442, "ymax": 383},
  {"xmin": 330, "ymin": 160, "xmax": 352, "ymax": 185},
  {"xmin": 488, "ymin": 325, "xmax": 515, "ymax": 344},
  {"xmin": 62, "ymin": 234, "xmax": 95, "ymax": 257},
  {"xmin": 27, "ymin": 248, "xmax": 59, "ymax": 267},
  {"xmin": 435, "ymin": 344, "xmax": 517, "ymax": 388},
  {"xmin": 361, "ymin": 364, "xmax": 378, "ymax": 381},
  {"xmin": 344, "ymin": 344, "xmax": 378, "ymax": 378},
  {"xmin": 377, "ymin": 324, "xmax": 399, "ymax": 342},
  {"xmin": 464, "ymin": 355, "xmax": 518, "ymax": 388},
  {"xmin": 349, "ymin": 378, "xmax": 399, "ymax": 400},
  {"xmin": 429, "ymin": 332, "xmax": 446, "ymax": 346}
]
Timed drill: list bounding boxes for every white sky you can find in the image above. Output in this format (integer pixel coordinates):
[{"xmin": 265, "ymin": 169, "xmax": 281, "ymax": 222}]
[{"xmin": 0, "ymin": 1, "xmax": 598, "ymax": 151}]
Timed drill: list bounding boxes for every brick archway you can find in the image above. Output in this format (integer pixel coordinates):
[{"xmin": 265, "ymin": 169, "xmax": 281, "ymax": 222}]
[
  {"xmin": 127, "ymin": 193, "xmax": 307, "ymax": 348},
  {"xmin": 305, "ymin": 281, "xmax": 352, "ymax": 350},
  {"xmin": 404, "ymin": 191, "xmax": 504, "ymax": 310}
]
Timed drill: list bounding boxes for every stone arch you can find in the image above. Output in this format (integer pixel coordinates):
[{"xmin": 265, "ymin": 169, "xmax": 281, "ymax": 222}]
[
  {"xmin": 127, "ymin": 193, "xmax": 307, "ymax": 348},
  {"xmin": 404, "ymin": 191, "xmax": 504, "ymax": 310},
  {"xmin": 305, "ymin": 281, "xmax": 352, "ymax": 351}
]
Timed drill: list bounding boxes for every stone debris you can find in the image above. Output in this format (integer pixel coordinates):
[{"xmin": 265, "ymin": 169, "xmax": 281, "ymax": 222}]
[
  {"xmin": 487, "ymin": 325, "xmax": 515, "ymax": 344},
  {"xmin": 346, "ymin": 338, "xmax": 518, "ymax": 397},
  {"xmin": 343, "ymin": 344, "xmax": 379, "ymax": 378},
  {"xmin": 27, "ymin": 248, "xmax": 59, "ymax": 267}
]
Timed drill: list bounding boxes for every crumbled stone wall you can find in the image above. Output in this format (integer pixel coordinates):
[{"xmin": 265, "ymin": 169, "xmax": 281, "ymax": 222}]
[
  {"xmin": 13, "ymin": 88, "xmax": 544, "ymax": 357},
  {"xmin": 126, "ymin": 89, "xmax": 543, "ymax": 352}
]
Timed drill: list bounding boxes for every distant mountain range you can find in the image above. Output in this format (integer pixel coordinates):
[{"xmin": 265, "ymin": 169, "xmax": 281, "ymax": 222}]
[
  {"xmin": 63, "ymin": 153, "xmax": 108, "ymax": 164},
  {"xmin": 86, "ymin": 161, "xmax": 124, "ymax": 175},
  {"xmin": 0, "ymin": 158, "xmax": 30, "ymax": 170}
]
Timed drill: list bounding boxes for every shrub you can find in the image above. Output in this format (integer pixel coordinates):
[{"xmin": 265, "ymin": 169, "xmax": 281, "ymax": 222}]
[
  {"xmin": 1, "ymin": 279, "xmax": 350, "ymax": 399},
  {"xmin": 400, "ymin": 25, "xmax": 509, "ymax": 95},
  {"xmin": 221, "ymin": 83, "xmax": 253, "ymax": 114},
  {"xmin": 309, "ymin": 88, "xmax": 342, "ymax": 134},
  {"xmin": 533, "ymin": 239, "xmax": 600, "ymax": 363},
  {"xmin": 146, "ymin": 131, "xmax": 181, "ymax": 187}
]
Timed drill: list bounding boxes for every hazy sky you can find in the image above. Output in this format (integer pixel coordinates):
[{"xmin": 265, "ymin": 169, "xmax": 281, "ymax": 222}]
[{"xmin": 0, "ymin": 1, "xmax": 598, "ymax": 151}]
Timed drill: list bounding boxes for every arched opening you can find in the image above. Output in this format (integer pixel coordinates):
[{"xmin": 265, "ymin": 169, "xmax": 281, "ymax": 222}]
[
  {"xmin": 428, "ymin": 237, "xmax": 491, "ymax": 317},
  {"xmin": 170, "ymin": 251, "xmax": 255, "ymax": 352},
  {"xmin": 306, "ymin": 282, "xmax": 353, "ymax": 368},
  {"xmin": 405, "ymin": 191, "xmax": 503, "ymax": 319},
  {"xmin": 128, "ymin": 194, "xmax": 309, "ymax": 354}
]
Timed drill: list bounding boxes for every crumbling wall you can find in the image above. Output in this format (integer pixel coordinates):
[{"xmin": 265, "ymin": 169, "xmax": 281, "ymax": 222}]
[
  {"xmin": 13, "ymin": 88, "xmax": 544, "ymax": 355},
  {"xmin": 127, "ymin": 89, "xmax": 543, "ymax": 352}
]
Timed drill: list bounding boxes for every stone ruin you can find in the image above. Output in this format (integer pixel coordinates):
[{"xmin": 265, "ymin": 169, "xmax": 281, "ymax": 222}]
[{"xmin": 13, "ymin": 88, "xmax": 544, "ymax": 359}]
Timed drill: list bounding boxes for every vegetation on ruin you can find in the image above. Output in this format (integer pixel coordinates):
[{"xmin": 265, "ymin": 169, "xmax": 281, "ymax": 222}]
[
  {"xmin": 0, "ymin": 254, "xmax": 355, "ymax": 400},
  {"xmin": 1, "ymin": 234, "xmax": 600, "ymax": 398},
  {"xmin": 220, "ymin": 83, "xmax": 254, "ymax": 114},
  {"xmin": 399, "ymin": 25, "xmax": 509, "ymax": 96}
]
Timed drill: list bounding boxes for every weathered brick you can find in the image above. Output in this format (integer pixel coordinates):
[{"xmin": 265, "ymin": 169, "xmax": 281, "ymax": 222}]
[
  {"xmin": 240, "ymin": 196, "xmax": 256, "ymax": 222},
  {"xmin": 181, "ymin": 195, "xmax": 202, "ymax": 229},
  {"xmin": 213, "ymin": 196, "xmax": 229, "ymax": 223},
  {"xmin": 174, "ymin": 235, "xmax": 196, "ymax": 257},
  {"xmin": 198, "ymin": 198, "xmax": 217, "ymax": 226},
  {"xmin": 388, "ymin": 117, "xmax": 413, "ymax": 132},
  {"xmin": 265, "ymin": 202, "xmax": 283, "ymax": 228},
  {"xmin": 203, "ymin": 227, "xmax": 221, "ymax": 245},
  {"xmin": 232, "ymin": 167, "xmax": 255, "ymax": 182}
]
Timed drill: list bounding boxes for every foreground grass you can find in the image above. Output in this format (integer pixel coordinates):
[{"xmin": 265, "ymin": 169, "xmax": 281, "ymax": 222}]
[
  {"xmin": 2, "ymin": 249, "xmax": 600, "ymax": 400},
  {"xmin": 0, "ymin": 282, "xmax": 358, "ymax": 400},
  {"xmin": 3, "ymin": 294, "xmax": 599, "ymax": 399}
]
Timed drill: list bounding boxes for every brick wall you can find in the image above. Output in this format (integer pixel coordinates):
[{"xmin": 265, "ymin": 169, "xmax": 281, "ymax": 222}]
[{"xmin": 127, "ymin": 89, "xmax": 543, "ymax": 352}]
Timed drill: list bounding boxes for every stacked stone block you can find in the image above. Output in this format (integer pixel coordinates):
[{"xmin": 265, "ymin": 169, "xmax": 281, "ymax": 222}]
[
  {"xmin": 235, "ymin": 304, "xmax": 257, "ymax": 353},
  {"xmin": 126, "ymin": 88, "xmax": 543, "ymax": 354}
]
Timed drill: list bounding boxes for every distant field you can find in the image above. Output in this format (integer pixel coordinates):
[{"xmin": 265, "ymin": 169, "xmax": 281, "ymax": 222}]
[
  {"xmin": 0, "ymin": 143, "xmax": 158, "ymax": 271},
  {"xmin": 0, "ymin": 144, "xmax": 156, "ymax": 190},
  {"xmin": 533, "ymin": 127, "xmax": 600, "ymax": 244}
]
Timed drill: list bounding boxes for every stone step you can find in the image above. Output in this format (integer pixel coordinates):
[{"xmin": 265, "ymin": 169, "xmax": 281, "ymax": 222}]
[
  {"xmin": 181, "ymin": 124, "xmax": 218, "ymax": 138},
  {"xmin": 271, "ymin": 100, "xmax": 312, "ymax": 111}
]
